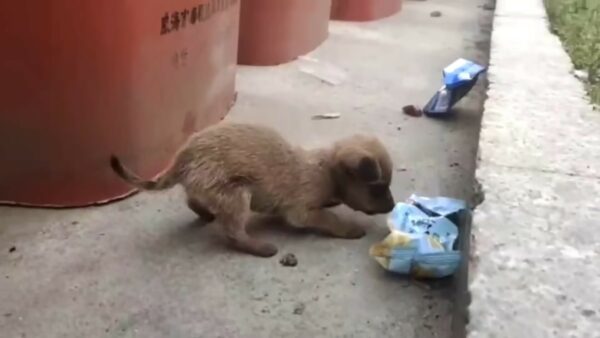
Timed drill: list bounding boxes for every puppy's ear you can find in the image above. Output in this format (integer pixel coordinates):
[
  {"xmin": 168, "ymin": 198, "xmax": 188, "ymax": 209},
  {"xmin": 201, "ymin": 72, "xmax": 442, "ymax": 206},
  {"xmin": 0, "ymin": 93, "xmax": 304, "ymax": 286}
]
[{"xmin": 339, "ymin": 149, "xmax": 381, "ymax": 182}]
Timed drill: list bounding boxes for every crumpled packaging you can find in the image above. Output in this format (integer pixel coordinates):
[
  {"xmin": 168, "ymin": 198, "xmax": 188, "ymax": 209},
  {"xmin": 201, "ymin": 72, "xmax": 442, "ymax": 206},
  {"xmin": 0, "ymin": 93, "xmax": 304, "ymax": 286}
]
[
  {"xmin": 369, "ymin": 195, "xmax": 468, "ymax": 278},
  {"xmin": 423, "ymin": 58, "xmax": 486, "ymax": 117}
]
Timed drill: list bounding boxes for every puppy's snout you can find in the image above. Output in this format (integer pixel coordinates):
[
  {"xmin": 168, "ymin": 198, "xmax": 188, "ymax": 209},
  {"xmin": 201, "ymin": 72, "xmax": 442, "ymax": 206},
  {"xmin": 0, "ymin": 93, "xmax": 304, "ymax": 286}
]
[
  {"xmin": 366, "ymin": 204, "xmax": 394, "ymax": 215},
  {"xmin": 382, "ymin": 198, "xmax": 395, "ymax": 213},
  {"xmin": 382, "ymin": 190, "xmax": 396, "ymax": 212},
  {"xmin": 368, "ymin": 196, "xmax": 395, "ymax": 215}
]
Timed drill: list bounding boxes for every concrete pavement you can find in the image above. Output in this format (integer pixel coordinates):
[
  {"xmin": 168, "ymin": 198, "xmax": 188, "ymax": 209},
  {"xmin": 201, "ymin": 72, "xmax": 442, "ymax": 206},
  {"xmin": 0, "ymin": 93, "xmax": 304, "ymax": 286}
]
[
  {"xmin": 0, "ymin": 1, "xmax": 492, "ymax": 337},
  {"xmin": 468, "ymin": 0, "xmax": 600, "ymax": 337}
]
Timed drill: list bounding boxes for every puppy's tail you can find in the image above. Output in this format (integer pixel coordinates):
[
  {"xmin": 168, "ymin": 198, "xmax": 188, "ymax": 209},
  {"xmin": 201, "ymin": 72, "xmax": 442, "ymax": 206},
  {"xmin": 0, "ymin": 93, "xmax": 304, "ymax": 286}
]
[{"xmin": 110, "ymin": 155, "xmax": 178, "ymax": 191}]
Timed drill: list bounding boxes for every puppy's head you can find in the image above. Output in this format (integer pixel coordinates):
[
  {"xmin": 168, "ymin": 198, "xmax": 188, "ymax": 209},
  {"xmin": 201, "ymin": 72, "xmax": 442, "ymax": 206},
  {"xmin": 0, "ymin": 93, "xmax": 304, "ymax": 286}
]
[{"xmin": 331, "ymin": 135, "xmax": 395, "ymax": 215}]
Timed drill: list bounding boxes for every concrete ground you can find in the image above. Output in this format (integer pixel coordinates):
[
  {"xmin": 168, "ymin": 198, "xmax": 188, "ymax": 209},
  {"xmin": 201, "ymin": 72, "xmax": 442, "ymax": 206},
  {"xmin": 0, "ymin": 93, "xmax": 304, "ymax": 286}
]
[
  {"xmin": 468, "ymin": 0, "xmax": 600, "ymax": 337},
  {"xmin": 0, "ymin": 1, "xmax": 491, "ymax": 337}
]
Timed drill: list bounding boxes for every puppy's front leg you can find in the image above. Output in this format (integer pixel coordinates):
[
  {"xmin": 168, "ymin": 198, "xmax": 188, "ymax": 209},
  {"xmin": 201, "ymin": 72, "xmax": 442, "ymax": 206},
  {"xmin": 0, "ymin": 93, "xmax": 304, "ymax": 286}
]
[{"xmin": 286, "ymin": 208, "xmax": 366, "ymax": 239}]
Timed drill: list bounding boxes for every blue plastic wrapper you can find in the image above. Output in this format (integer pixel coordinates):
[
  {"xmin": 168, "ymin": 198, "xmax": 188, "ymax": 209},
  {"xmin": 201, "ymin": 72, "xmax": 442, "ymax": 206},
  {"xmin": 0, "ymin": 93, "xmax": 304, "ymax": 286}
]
[
  {"xmin": 423, "ymin": 58, "xmax": 486, "ymax": 117},
  {"xmin": 369, "ymin": 195, "xmax": 468, "ymax": 278}
]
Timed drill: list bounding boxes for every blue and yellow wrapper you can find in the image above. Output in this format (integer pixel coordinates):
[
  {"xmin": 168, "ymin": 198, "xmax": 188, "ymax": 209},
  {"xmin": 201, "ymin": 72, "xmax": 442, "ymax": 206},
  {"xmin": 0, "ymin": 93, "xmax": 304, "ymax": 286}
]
[{"xmin": 370, "ymin": 195, "xmax": 468, "ymax": 278}]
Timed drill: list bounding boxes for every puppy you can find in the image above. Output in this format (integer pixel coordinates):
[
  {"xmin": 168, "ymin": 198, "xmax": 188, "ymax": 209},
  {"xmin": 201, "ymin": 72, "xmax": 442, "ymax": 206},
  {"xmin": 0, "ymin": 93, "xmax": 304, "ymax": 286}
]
[{"xmin": 111, "ymin": 122, "xmax": 395, "ymax": 257}]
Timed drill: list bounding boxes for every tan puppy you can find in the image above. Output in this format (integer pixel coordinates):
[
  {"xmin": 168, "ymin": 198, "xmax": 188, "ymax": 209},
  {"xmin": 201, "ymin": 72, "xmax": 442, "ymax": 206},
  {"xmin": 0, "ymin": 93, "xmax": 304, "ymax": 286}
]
[{"xmin": 111, "ymin": 122, "xmax": 395, "ymax": 257}]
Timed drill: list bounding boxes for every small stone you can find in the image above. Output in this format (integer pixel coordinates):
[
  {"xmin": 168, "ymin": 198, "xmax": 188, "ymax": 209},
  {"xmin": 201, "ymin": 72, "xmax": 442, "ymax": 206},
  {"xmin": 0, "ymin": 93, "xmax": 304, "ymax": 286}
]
[
  {"xmin": 581, "ymin": 309, "xmax": 596, "ymax": 317},
  {"xmin": 71, "ymin": 221, "xmax": 79, "ymax": 225},
  {"xmin": 397, "ymin": 168, "xmax": 408, "ymax": 172},
  {"xmin": 8, "ymin": 246, "xmax": 16, "ymax": 253},
  {"xmin": 279, "ymin": 253, "xmax": 298, "ymax": 267},
  {"xmin": 482, "ymin": 3, "xmax": 495, "ymax": 10},
  {"xmin": 293, "ymin": 303, "xmax": 305, "ymax": 315},
  {"xmin": 430, "ymin": 11, "xmax": 442, "ymax": 17},
  {"xmin": 402, "ymin": 105, "xmax": 423, "ymax": 117}
]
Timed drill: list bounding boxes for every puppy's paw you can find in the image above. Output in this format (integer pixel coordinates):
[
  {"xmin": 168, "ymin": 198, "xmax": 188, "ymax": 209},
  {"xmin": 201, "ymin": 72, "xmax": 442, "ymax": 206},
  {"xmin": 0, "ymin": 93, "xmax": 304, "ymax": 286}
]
[
  {"xmin": 255, "ymin": 243, "xmax": 279, "ymax": 257},
  {"xmin": 343, "ymin": 225, "xmax": 367, "ymax": 239}
]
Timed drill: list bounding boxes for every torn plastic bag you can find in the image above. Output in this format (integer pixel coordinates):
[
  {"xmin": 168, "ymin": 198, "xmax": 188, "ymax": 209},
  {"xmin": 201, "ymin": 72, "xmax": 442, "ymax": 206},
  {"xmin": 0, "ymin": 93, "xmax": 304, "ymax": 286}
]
[
  {"xmin": 423, "ymin": 58, "xmax": 486, "ymax": 117},
  {"xmin": 369, "ymin": 195, "xmax": 468, "ymax": 278}
]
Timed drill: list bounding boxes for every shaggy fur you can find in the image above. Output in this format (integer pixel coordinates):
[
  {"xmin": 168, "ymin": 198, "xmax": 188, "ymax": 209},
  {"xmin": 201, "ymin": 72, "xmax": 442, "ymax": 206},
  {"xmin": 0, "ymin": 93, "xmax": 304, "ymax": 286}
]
[{"xmin": 111, "ymin": 122, "xmax": 395, "ymax": 257}]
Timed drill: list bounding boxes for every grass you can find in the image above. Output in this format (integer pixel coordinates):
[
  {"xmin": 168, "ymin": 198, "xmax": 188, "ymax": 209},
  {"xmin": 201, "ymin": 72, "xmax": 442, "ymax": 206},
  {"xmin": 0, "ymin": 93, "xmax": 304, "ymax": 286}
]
[{"xmin": 545, "ymin": 0, "xmax": 600, "ymax": 105}]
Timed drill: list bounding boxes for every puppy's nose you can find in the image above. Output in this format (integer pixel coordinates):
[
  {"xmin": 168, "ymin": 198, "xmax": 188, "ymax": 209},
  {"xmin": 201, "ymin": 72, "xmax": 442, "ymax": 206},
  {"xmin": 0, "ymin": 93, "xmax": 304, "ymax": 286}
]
[{"xmin": 384, "ymin": 198, "xmax": 396, "ymax": 213}]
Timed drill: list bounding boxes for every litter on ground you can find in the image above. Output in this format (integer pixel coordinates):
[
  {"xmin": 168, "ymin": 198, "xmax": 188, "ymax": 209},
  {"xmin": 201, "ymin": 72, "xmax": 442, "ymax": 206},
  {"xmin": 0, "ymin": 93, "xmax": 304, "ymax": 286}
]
[
  {"xmin": 311, "ymin": 112, "xmax": 341, "ymax": 120},
  {"xmin": 369, "ymin": 194, "xmax": 469, "ymax": 278},
  {"xmin": 297, "ymin": 56, "xmax": 348, "ymax": 86},
  {"xmin": 423, "ymin": 58, "xmax": 486, "ymax": 117}
]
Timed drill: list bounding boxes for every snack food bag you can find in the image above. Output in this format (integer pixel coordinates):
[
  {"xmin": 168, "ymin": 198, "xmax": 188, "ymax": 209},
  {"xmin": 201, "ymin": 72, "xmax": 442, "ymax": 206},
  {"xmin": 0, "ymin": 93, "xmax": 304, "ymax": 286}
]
[
  {"xmin": 369, "ymin": 195, "xmax": 468, "ymax": 278},
  {"xmin": 423, "ymin": 58, "xmax": 486, "ymax": 117}
]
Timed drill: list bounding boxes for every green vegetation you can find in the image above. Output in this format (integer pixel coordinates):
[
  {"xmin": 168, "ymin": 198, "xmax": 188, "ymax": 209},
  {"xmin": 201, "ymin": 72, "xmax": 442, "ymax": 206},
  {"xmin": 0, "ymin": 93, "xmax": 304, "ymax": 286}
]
[{"xmin": 545, "ymin": 0, "xmax": 600, "ymax": 104}]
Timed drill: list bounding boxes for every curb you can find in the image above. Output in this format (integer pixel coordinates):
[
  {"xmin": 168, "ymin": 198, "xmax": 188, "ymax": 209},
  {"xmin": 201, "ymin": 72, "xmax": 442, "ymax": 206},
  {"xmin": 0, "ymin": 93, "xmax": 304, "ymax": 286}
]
[{"xmin": 467, "ymin": 0, "xmax": 600, "ymax": 337}]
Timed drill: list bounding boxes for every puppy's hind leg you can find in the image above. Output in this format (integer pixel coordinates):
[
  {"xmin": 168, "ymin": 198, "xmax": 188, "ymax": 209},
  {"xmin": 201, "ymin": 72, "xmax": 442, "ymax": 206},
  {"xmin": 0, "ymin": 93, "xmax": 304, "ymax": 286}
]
[
  {"xmin": 216, "ymin": 189, "xmax": 278, "ymax": 257},
  {"xmin": 187, "ymin": 197, "xmax": 215, "ymax": 224}
]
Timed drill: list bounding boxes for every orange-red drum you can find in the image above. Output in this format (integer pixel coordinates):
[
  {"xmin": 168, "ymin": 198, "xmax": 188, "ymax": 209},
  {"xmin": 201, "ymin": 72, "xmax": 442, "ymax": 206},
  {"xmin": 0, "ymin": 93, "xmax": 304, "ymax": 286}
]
[
  {"xmin": 238, "ymin": 0, "xmax": 331, "ymax": 65},
  {"xmin": 0, "ymin": 0, "xmax": 240, "ymax": 206},
  {"xmin": 331, "ymin": 0, "xmax": 402, "ymax": 21}
]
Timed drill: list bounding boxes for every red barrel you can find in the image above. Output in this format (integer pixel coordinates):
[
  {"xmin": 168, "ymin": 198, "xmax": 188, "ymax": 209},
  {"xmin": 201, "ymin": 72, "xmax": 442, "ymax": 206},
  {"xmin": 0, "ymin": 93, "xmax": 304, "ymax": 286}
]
[
  {"xmin": 331, "ymin": 0, "xmax": 402, "ymax": 21},
  {"xmin": 0, "ymin": 0, "xmax": 240, "ymax": 207},
  {"xmin": 238, "ymin": 0, "xmax": 331, "ymax": 65}
]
